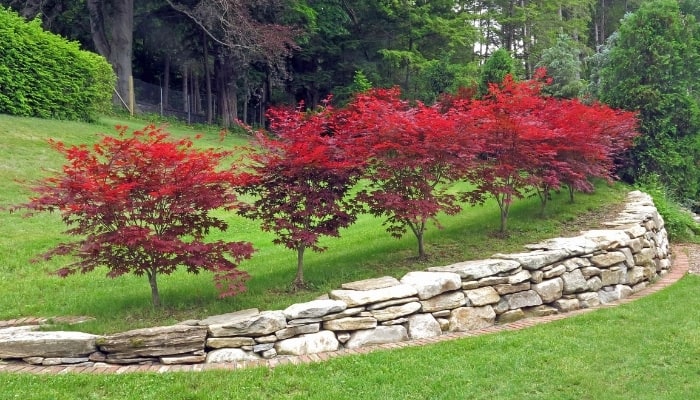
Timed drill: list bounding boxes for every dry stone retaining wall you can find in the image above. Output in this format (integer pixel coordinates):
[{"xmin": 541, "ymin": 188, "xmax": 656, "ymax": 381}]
[{"xmin": 0, "ymin": 191, "xmax": 671, "ymax": 368}]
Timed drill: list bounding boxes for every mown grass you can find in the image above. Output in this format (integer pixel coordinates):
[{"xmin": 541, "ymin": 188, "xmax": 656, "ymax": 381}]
[
  {"xmin": 2, "ymin": 274, "xmax": 698, "ymax": 399},
  {"xmin": 0, "ymin": 113, "xmax": 631, "ymax": 333}
]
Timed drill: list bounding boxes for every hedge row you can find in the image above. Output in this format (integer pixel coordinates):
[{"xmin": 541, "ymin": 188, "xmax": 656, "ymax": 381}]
[{"xmin": 0, "ymin": 7, "xmax": 114, "ymax": 121}]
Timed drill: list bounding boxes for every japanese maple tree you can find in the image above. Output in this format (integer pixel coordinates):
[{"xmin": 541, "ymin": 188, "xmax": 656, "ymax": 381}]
[
  {"xmin": 452, "ymin": 75, "xmax": 548, "ymax": 234},
  {"xmin": 451, "ymin": 71, "xmax": 638, "ymax": 233},
  {"xmin": 15, "ymin": 125, "xmax": 254, "ymax": 307},
  {"xmin": 341, "ymin": 88, "xmax": 475, "ymax": 258},
  {"xmin": 237, "ymin": 100, "xmax": 363, "ymax": 289}
]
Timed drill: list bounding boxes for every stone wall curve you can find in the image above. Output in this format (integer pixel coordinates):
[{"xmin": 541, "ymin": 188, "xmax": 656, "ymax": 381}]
[{"xmin": 0, "ymin": 191, "xmax": 671, "ymax": 367}]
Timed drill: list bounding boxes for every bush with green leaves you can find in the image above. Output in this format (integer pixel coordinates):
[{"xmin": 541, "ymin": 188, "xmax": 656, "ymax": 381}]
[
  {"xmin": 637, "ymin": 175, "xmax": 700, "ymax": 242},
  {"xmin": 0, "ymin": 7, "xmax": 114, "ymax": 121}
]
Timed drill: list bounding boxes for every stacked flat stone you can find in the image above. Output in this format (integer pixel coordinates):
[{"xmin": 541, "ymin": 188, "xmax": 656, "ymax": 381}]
[{"xmin": 0, "ymin": 191, "xmax": 671, "ymax": 367}]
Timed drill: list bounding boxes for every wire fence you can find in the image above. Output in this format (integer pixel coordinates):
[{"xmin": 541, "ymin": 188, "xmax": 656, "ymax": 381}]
[{"xmin": 132, "ymin": 79, "xmax": 214, "ymax": 124}]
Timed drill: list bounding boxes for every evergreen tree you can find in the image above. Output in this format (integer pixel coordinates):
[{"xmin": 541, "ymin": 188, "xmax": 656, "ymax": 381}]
[
  {"xmin": 597, "ymin": 0, "xmax": 700, "ymax": 204},
  {"xmin": 479, "ymin": 48, "xmax": 516, "ymax": 95}
]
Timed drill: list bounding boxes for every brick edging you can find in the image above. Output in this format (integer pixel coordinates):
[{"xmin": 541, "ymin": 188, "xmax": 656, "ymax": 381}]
[{"xmin": 0, "ymin": 246, "xmax": 692, "ymax": 375}]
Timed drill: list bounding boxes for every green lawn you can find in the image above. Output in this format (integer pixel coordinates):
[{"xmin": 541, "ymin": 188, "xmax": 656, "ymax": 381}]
[
  {"xmin": 2, "ymin": 274, "xmax": 698, "ymax": 399},
  {"xmin": 0, "ymin": 113, "xmax": 631, "ymax": 333}
]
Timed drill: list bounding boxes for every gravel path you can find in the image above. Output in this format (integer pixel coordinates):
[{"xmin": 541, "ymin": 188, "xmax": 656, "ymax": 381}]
[{"xmin": 679, "ymin": 243, "xmax": 700, "ymax": 275}]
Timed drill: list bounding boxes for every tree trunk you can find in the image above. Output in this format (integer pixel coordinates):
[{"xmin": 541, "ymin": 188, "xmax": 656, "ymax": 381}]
[
  {"xmin": 203, "ymin": 35, "xmax": 213, "ymax": 124},
  {"xmin": 294, "ymin": 244, "xmax": 306, "ymax": 288},
  {"xmin": 87, "ymin": 0, "xmax": 134, "ymax": 106},
  {"xmin": 182, "ymin": 64, "xmax": 189, "ymax": 113},
  {"xmin": 147, "ymin": 269, "xmax": 161, "ymax": 307},
  {"xmin": 417, "ymin": 230, "xmax": 426, "ymax": 259},
  {"xmin": 163, "ymin": 55, "xmax": 170, "ymax": 110}
]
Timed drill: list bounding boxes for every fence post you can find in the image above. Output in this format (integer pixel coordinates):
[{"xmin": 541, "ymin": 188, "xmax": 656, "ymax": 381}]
[{"xmin": 128, "ymin": 76, "xmax": 135, "ymax": 117}]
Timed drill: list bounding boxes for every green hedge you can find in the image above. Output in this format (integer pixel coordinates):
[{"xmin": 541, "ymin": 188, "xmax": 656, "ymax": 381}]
[{"xmin": 0, "ymin": 7, "xmax": 114, "ymax": 121}]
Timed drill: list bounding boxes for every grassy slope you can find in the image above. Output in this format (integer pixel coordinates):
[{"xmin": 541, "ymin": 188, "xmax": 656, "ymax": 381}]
[
  {"xmin": 2, "ymin": 274, "xmax": 698, "ymax": 399},
  {"xmin": 0, "ymin": 114, "xmax": 630, "ymax": 333}
]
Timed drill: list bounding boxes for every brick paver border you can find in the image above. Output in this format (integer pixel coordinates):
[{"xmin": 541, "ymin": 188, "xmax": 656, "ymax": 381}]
[{"xmin": 0, "ymin": 245, "xmax": 692, "ymax": 375}]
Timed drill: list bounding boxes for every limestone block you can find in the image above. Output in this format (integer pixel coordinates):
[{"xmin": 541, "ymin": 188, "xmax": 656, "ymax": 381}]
[
  {"xmin": 503, "ymin": 290, "xmax": 543, "ymax": 309},
  {"xmin": 561, "ymin": 269, "xmax": 588, "ymax": 294},
  {"xmin": 345, "ymin": 326, "xmax": 408, "ymax": 349},
  {"xmin": 366, "ymin": 297, "xmax": 419, "ymax": 310},
  {"xmin": 493, "ymin": 282, "xmax": 531, "ymax": 295},
  {"xmin": 623, "ymin": 224, "xmax": 648, "ymax": 238},
  {"xmin": 632, "ymin": 282, "xmax": 648, "ymax": 293},
  {"xmin": 419, "ymin": 290, "xmax": 466, "ymax": 313},
  {"xmin": 275, "ymin": 323, "xmax": 320, "ymax": 341},
  {"xmin": 160, "ymin": 355, "xmax": 206, "ymax": 365},
  {"xmin": 590, "ymin": 251, "xmax": 627, "ymax": 268},
  {"xmin": 427, "ymin": 258, "xmax": 520, "ymax": 280},
  {"xmin": 336, "ymin": 332, "xmax": 351, "ymax": 343},
  {"xmin": 600, "ymin": 268, "xmax": 625, "ymax": 286},
  {"xmin": 253, "ymin": 343, "xmax": 274, "ymax": 353},
  {"xmin": 562, "ymin": 257, "xmax": 592, "ymax": 272},
  {"xmin": 464, "ymin": 287, "xmax": 501, "ymax": 306},
  {"xmin": 381, "ymin": 318, "xmax": 409, "ymax": 326},
  {"xmin": 532, "ymin": 278, "xmax": 563, "ymax": 303},
  {"xmin": 581, "ymin": 267, "xmax": 602, "ymax": 279},
  {"xmin": 206, "ymin": 337, "xmax": 255, "ymax": 349},
  {"xmin": 492, "ymin": 249, "xmax": 569, "ymax": 270},
  {"xmin": 524, "ymin": 236, "xmax": 600, "ymax": 256},
  {"xmin": 255, "ymin": 334, "xmax": 278, "ymax": 344},
  {"xmin": 493, "ymin": 298, "xmax": 510, "ymax": 314},
  {"xmin": 530, "ymin": 270, "xmax": 544, "ymax": 284},
  {"xmin": 400, "ymin": 271, "xmax": 461, "ymax": 300},
  {"xmin": 322, "ymin": 316, "xmax": 377, "ymax": 331},
  {"xmin": 329, "ymin": 284, "xmax": 418, "ymax": 307},
  {"xmin": 261, "ymin": 349, "xmax": 277, "ymax": 359},
  {"xmin": 198, "ymin": 308, "xmax": 260, "ymax": 326},
  {"xmin": 320, "ymin": 307, "xmax": 364, "ymax": 321},
  {"xmin": 448, "ymin": 306, "xmax": 496, "ymax": 332},
  {"xmin": 542, "ymin": 265, "xmax": 566, "ymax": 279},
  {"xmin": 462, "ymin": 281, "xmax": 480, "ymax": 290},
  {"xmin": 370, "ymin": 302, "xmax": 421, "ymax": 322},
  {"xmin": 205, "ymin": 348, "xmax": 261, "ymax": 363},
  {"xmin": 478, "ymin": 276, "xmax": 510, "ymax": 286},
  {"xmin": 598, "ymin": 285, "xmax": 633, "ymax": 304},
  {"xmin": 634, "ymin": 248, "xmax": 656, "ymax": 268},
  {"xmin": 626, "ymin": 266, "xmax": 647, "ymax": 285},
  {"xmin": 586, "ymin": 276, "xmax": 603, "ymax": 292},
  {"xmin": 437, "ymin": 318, "xmax": 450, "ymax": 331},
  {"xmin": 274, "ymin": 331, "xmax": 339, "ymax": 355},
  {"xmin": 98, "ymin": 325, "xmax": 207, "ymax": 358},
  {"xmin": 431, "ymin": 310, "xmax": 451, "ymax": 318},
  {"xmin": 628, "ymin": 238, "xmax": 643, "ymax": 253},
  {"xmin": 553, "ymin": 299, "xmax": 580, "ymax": 312},
  {"xmin": 283, "ymin": 300, "xmax": 347, "ymax": 320},
  {"xmin": 581, "ymin": 230, "xmax": 631, "ymax": 250},
  {"xmin": 0, "ymin": 330, "xmax": 98, "ymax": 359},
  {"xmin": 525, "ymin": 305, "xmax": 558, "ymax": 317},
  {"xmin": 406, "ymin": 314, "xmax": 442, "ymax": 340},
  {"xmin": 618, "ymin": 247, "xmax": 635, "ymax": 268},
  {"xmin": 497, "ymin": 309, "xmax": 525, "ymax": 323},
  {"xmin": 208, "ymin": 311, "xmax": 287, "ymax": 338},
  {"xmin": 577, "ymin": 292, "xmax": 601, "ymax": 308},
  {"xmin": 507, "ymin": 270, "xmax": 532, "ymax": 284},
  {"xmin": 341, "ymin": 276, "xmax": 400, "ymax": 290}
]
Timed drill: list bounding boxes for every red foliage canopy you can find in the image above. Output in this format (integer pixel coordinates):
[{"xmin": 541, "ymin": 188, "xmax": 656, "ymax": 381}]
[
  {"xmin": 236, "ymin": 99, "xmax": 363, "ymax": 287},
  {"xmin": 448, "ymin": 71, "xmax": 638, "ymax": 232},
  {"xmin": 16, "ymin": 125, "xmax": 254, "ymax": 306},
  {"xmin": 339, "ymin": 88, "xmax": 477, "ymax": 258}
]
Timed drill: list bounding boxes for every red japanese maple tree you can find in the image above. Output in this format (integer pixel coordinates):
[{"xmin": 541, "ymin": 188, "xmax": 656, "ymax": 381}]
[
  {"xmin": 16, "ymin": 125, "xmax": 254, "ymax": 306},
  {"xmin": 236, "ymin": 100, "xmax": 363, "ymax": 288},
  {"xmin": 341, "ymin": 88, "xmax": 475, "ymax": 258},
  {"xmin": 451, "ymin": 72, "xmax": 638, "ymax": 233}
]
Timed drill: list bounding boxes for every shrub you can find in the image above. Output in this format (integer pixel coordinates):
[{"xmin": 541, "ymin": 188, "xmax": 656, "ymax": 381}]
[{"xmin": 0, "ymin": 7, "xmax": 114, "ymax": 121}]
